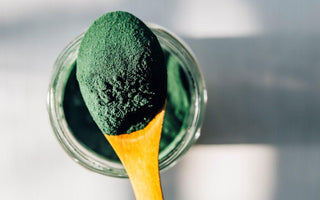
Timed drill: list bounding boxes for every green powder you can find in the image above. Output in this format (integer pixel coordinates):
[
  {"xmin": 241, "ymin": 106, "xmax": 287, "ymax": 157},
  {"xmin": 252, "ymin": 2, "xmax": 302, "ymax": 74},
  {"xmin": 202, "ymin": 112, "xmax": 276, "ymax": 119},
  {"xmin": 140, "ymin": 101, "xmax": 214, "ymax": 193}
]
[
  {"xmin": 63, "ymin": 50, "xmax": 190, "ymax": 161},
  {"xmin": 77, "ymin": 11, "xmax": 166, "ymax": 135}
]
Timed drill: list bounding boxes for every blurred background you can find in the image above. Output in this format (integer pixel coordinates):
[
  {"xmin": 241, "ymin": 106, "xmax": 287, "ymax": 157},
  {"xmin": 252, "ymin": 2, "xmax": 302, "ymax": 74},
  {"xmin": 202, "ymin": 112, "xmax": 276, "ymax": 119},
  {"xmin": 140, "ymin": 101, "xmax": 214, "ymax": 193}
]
[{"xmin": 1, "ymin": 0, "xmax": 320, "ymax": 199}]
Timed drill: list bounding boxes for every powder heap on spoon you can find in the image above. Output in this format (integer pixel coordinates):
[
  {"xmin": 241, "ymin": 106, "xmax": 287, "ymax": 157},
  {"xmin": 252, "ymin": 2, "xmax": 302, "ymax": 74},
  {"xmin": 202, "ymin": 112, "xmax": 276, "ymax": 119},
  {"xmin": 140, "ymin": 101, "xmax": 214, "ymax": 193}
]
[{"xmin": 77, "ymin": 11, "xmax": 167, "ymax": 135}]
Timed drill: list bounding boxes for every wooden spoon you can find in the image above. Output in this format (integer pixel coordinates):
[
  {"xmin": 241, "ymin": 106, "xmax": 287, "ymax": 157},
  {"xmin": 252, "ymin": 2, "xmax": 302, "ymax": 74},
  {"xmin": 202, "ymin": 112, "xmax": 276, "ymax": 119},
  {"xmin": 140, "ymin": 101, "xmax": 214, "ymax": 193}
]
[{"xmin": 104, "ymin": 108, "xmax": 165, "ymax": 200}]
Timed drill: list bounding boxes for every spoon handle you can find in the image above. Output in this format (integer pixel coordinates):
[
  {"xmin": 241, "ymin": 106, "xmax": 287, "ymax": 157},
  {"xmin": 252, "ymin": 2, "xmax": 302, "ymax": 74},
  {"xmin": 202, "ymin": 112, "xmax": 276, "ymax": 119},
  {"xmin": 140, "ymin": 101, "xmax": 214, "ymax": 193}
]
[{"xmin": 105, "ymin": 109, "xmax": 165, "ymax": 200}]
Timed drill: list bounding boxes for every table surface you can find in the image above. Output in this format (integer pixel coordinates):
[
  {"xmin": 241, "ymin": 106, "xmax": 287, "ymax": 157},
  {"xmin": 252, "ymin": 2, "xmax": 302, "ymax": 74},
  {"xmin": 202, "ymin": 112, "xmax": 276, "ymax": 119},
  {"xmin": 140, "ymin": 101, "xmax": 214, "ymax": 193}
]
[{"xmin": 1, "ymin": 0, "xmax": 320, "ymax": 199}]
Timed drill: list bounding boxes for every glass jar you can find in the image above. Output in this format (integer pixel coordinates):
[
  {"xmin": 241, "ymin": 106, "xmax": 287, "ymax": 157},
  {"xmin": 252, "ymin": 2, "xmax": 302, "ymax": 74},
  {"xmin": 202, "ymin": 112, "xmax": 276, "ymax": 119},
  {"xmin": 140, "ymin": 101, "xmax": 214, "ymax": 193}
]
[{"xmin": 47, "ymin": 24, "xmax": 207, "ymax": 178}]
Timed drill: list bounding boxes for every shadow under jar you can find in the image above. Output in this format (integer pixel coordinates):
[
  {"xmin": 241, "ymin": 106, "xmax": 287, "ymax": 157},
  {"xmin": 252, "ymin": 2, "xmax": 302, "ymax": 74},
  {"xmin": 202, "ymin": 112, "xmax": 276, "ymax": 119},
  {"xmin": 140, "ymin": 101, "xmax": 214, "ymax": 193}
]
[{"xmin": 47, "ymin": 24, "xmax": 207, "ymax": 178}]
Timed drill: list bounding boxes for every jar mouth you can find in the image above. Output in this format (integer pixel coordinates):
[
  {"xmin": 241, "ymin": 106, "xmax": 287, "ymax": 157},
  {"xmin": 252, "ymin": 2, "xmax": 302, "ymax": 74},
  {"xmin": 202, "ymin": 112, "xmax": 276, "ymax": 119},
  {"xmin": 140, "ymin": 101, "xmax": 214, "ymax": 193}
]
[{"xmin": 47, "ymin": 24, "xmax": 207, "ymax": 178}]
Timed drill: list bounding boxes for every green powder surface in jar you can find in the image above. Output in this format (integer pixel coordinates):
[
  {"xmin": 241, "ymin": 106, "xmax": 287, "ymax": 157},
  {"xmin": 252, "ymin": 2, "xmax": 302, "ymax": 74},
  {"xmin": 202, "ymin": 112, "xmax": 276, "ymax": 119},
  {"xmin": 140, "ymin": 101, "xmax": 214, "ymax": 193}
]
[{"xmin": 63, "ymin": 50, "xmax": 191, "ymax": 161}]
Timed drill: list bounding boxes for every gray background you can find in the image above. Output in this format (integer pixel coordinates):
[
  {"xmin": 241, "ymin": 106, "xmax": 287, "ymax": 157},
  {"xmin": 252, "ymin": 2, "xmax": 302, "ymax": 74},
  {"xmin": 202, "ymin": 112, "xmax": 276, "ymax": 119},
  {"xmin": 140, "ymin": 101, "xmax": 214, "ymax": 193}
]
[{"xmin": 1, "ymin": 0, "xmax": 320, "ymax": 199}]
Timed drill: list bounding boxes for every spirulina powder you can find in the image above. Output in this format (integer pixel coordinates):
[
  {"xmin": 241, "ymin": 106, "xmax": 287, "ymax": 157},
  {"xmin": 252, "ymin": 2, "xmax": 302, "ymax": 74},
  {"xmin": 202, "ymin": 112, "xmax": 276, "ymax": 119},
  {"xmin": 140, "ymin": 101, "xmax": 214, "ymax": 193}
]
[
  {"xmin": 63, "ymin": 50, "xmax": 190, "ymax": 161},
  {"xmin": 77, "ymin": 11, "xmax": 167, "ymax": 135}
]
